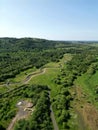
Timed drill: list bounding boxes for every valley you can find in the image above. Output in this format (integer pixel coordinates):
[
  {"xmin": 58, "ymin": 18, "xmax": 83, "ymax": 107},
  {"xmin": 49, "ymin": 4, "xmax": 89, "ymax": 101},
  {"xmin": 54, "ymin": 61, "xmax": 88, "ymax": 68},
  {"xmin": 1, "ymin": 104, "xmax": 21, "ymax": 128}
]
[{"xmin": 0, "ymin": 38, "xmax": 98, "ymax": 130}]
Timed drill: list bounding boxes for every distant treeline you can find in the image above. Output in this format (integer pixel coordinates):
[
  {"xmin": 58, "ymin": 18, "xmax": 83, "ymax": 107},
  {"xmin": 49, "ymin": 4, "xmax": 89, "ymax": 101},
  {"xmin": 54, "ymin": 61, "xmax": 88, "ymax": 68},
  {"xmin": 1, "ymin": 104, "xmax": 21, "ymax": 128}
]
[{"xmin": 0, "ymin": 38, "xmax": 97, "ymax": 82}]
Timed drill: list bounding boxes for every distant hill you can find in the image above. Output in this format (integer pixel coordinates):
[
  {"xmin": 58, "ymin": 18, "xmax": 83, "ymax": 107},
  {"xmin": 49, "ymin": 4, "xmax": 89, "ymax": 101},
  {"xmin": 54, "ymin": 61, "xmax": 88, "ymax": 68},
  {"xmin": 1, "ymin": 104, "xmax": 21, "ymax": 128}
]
[
  {"xmin": 0, "ymin": 37, "xmax": 74, "ymax": 52},
  {"xmin": 0, "ymin": 37, "xmax": 73, "ymax": 82}
]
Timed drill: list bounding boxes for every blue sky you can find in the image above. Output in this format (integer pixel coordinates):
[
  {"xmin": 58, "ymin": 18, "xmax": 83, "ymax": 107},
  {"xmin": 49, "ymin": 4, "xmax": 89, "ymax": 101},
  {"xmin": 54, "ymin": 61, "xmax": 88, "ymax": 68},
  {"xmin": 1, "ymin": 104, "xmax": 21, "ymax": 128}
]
[{"xmin": 0, "ymin": 0, "xmax": 98, "ymax": 40}]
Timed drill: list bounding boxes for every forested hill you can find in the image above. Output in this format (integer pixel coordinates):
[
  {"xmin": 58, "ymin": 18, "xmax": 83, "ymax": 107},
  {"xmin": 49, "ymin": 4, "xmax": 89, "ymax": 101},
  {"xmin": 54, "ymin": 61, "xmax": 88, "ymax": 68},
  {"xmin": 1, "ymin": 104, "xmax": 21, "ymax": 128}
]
[
  {"xmin": 0, "ymin": 38, "xmax": 52, "ymax": 51},
  {"xmin": 0, "ymin": 37, "xmax": 96, "ymax": 82},
  {"xmin": 0, "ymin": 37, "xmax": 73, "ymax": 52},
  {"xmin": 0, "ymin": 37, "xmax": 75, "ymax": 82}
]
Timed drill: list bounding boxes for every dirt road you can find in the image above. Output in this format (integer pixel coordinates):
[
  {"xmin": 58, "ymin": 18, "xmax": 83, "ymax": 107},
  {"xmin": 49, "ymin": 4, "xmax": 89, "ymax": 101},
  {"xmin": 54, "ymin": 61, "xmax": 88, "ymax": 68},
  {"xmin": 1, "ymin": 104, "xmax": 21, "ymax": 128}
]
[
  {"xmin": 4, "ymin": 68, "xmax": 59, "ymax": 130},
  {"xmin": 50, "ymin": 105, "xmax": 59, "ymax": 130},
  {"xmin": 7, "ymin": 101, "xmax": 33, "ymax": 130}
]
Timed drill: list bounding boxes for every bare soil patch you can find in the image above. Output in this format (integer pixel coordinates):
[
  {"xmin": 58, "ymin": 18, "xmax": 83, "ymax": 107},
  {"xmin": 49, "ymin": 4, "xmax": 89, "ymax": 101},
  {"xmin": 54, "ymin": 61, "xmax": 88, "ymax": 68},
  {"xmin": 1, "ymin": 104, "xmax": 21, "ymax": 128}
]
[
  {"xmin": 82, "ymin": 104, "xmax": 98, "ymax": 130},
  {"xmin": 7, "ymin": 100, "xmax": 34, "ymax": 130},
  {"xmin": 74, "ymin": 86, "xmax": 98, "ymax": 130}
]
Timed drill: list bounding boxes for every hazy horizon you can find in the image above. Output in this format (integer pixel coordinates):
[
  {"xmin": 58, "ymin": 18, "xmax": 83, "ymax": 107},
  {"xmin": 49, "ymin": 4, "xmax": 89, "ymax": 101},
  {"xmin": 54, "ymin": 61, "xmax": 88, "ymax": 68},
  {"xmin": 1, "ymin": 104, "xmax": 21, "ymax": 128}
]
[{"xmin": 0, "ymin": 0, "xmax": 98, "ymax": 41}]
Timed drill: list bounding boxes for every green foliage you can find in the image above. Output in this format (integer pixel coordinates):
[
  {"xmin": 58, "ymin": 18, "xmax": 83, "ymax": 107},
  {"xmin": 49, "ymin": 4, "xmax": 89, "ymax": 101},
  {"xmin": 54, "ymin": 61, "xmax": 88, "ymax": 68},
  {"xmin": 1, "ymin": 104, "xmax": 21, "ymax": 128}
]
[
  {"xmin": 53, "ymin": 46, "xmax": 98, "ymax": 129},
  {"xmin": 0, "ymin": 124, "xmax": 5, "ymax": 130},
  {"xmin": 29, "ymin": 91, "xmax": 53, "ymax": 130},
  {"xmin": 0, "ymin": 38, "xmax": 70, "ymax": 82},
  {"xmin": 0, "ymin": 84, "xmax": 52, "ymax": 129},
  {"xmin": 14, "ymin": 119, "xmax": 29, "ymax": 130},
  {"xmin": 0, "ymin": 38, "xmax": 93, "ymax": 82},
  {"xmin": 52, "ymin": 87, "xmax": 72, "ymax": 129},
  {"xmin": 14, "ymin": 88, "xmax": 53, "ymax": 130},
  {"xmin": 1, "ymin": 38, "xmax": 98, "ymax": 130}
]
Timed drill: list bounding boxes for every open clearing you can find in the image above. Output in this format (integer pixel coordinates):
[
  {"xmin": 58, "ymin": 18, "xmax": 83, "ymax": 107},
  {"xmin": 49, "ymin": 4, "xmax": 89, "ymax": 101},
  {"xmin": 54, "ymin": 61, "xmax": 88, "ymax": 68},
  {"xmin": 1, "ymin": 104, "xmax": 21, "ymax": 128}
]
[
  {"xmin": 7, "ymin": 100, "xmax": 34, "ymax": 130},
  {"xmin": 1, "ymin": 53, "xmax": 98, "ymax": 130},
  {"xmin": 73, "ymin": 70, "xmax": 98, "ymax": 130}
]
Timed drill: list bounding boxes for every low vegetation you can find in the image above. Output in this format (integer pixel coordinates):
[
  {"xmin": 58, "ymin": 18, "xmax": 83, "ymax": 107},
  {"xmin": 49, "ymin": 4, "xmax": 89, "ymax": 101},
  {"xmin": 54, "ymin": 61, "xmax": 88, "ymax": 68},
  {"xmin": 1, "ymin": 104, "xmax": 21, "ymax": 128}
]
[
  {"xmin": 0, "ymin": 84, "xmax": 52, "ymax": 129},
  {"xmin": 0, "ymin": 38, "xmax": 98, "ymax": 130}
]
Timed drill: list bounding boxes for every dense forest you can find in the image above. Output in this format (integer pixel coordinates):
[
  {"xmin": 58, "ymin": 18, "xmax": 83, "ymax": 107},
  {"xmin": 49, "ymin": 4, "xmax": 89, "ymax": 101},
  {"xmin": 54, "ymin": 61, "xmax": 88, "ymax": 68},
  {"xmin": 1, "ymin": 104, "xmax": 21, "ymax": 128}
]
[
  {"xmin": 0, "ymin": 38, "xmax": 71, "ymax": 82},
  {"xmin": 0, "ymin": 37, "xmax": 98, "ymax": 130},
  {"xmin": 0, "ymin": 37, "xmax": 89, "ymax": 82}
]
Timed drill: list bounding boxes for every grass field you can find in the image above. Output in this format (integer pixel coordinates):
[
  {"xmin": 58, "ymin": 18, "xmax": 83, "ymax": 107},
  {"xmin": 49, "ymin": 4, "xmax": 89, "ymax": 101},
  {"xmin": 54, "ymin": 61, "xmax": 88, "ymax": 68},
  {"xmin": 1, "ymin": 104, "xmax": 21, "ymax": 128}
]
[
  {"xmin": 0, "ymin": 54, "xmax": 74, "ymax": 129},
  {"xmin": 29, "ymin": 54, "xmax": 72, "ymax": 97},
  {"xmin": 1, "ymin": 52, "xmax": 98, "ymax": 130},
  {"xmin": 0, "ymin": 85, "xmax": 8, "ymax": 93},
  {"xmin": 72, "ymin": 70, "xmax": 98, "ymax": 130},
  {"xmin": 75, "ymin": 70, "xmax": 98, "ymax": 108},
  {"xmin": 89, "ymin": 43, "xmax": 98, "ymax": 47},
  {"xmin": 10, "ymin": 67, "xmax": 37, "ymax": 83},
  {"xmin": 29, "ymin": 67, "xmax": 60, "ymax": 97}
]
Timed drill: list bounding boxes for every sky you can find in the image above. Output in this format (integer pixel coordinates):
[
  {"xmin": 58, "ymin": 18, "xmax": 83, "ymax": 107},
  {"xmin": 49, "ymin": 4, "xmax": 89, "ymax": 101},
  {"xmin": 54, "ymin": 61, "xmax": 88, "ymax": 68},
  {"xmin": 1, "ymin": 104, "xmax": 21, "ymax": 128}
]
[{"xmin": 0, "ymin": 0, "xmax": 98, "ymax": 40}]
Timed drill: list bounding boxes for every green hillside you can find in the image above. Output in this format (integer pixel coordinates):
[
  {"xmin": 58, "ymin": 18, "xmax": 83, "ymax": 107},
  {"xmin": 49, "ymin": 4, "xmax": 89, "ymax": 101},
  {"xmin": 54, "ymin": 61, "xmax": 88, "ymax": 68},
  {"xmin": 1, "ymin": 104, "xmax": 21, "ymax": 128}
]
[{"xmin": 0, "ymin": 38, "xmax": 98, "ymax": 130}]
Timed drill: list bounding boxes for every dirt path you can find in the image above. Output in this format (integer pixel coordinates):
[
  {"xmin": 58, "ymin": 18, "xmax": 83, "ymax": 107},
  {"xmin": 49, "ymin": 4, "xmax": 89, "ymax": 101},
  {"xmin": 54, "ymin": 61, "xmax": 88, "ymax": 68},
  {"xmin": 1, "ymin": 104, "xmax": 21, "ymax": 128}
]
[
  {"xmin": 0, "ymin": 67, "xmax": 59, "ymax": 88},
  {"xmin": 7, "ymin": 68, "xmax": 58, "ymax": 130},
  {"xmin": 0, "ymin": 68, "xmax": 47, "ymax": 97},
  {"xmin": 50, "ymin": 105, "xmax": 59, "ymax": 130},
  {"xmin": 7, "ymin": 101, "xmax": 33, "ymax": 130},
  {"xmin": 48, "ymin": 91, "xmax": 59, "ymax": 130},
  {"xmin": 0, "ymin": 68, "xmax": 46, "ymax": 87},
  {"xmin": 6, "ymin": 69, "xmax": 47, "ymax": 130},
  {"xmin": 7, "ymin": 114, "xmax": 19, "ymax": 130},
  {"xmin": 27, "ymin": 69, "xmax": 59, "ymax": 130},
  {"xmin": 23, "ymin": 68, "xmax": 46, "ymax": 84}
]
